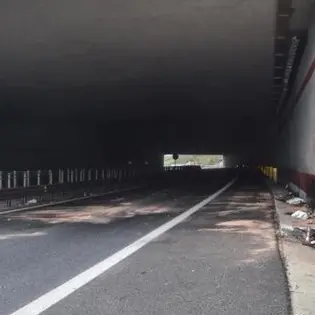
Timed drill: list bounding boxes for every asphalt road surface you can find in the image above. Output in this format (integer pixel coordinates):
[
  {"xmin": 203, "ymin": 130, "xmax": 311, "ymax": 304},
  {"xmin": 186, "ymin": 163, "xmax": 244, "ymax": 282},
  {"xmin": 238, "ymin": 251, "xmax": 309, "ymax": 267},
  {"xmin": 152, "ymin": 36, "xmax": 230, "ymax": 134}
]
[{"xmin": 0, "ymin": 170, "xmax": 290, "ymax": 315}]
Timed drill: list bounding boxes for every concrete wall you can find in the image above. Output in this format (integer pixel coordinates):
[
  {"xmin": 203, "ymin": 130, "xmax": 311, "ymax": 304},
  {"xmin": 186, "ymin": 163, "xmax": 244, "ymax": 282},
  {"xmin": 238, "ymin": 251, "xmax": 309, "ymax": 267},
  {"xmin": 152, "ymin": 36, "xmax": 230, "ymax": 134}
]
[{"xmin": 275, "ymin": 4, "xmax": 315, "ymax": 196}]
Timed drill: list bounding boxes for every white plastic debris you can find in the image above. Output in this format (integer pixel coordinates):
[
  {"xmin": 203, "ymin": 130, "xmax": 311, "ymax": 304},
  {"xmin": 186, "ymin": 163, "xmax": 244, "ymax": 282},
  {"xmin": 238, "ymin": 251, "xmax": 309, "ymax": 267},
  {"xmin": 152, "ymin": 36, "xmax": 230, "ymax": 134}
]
[
  {"xmin": 286, "ymin": 197, "xmax": 305, "ymax": 205},
  {"xmin": 26, "ymin": 199, "xmax": 38, "ymax": 205},
  {"xmin": 291, "ymin": 210, "xmax": 309, "ymax": 220}
]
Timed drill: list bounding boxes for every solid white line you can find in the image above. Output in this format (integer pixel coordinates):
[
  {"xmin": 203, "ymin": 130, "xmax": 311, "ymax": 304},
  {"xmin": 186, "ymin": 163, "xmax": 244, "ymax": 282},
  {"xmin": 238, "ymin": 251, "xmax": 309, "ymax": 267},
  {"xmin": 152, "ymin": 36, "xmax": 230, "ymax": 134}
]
[
  {"xmin": 9, "ymin": 178, "xmax": 236, "ymax": 315},
  {"xmin": 0, "ymin": 186, "xmax": 142, "ymax": 215}
]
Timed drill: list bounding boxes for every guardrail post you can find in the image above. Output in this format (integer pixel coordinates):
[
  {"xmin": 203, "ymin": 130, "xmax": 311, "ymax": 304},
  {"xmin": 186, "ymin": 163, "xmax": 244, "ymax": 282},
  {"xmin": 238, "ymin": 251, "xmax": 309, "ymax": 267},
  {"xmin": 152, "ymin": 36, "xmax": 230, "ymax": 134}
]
[
  {"xmin": 36, "ymin": 170, "xmax": 41, "ymax": 186},
  {"xmin": 23, "ymin": 171, "xmax": 27, "ymax": 187},
  {"xmin": 48, "ymin": 170, "xmax": 53, "ymax": 185},
  {"xmin": 58, "ymin": 169, "xmax": 64, "ymax": 184},
  {"xmin": 70, "ymin": 169, "xmax": 74, "ymax": 183},
  {"xmin": 7, "ymin": 173, "xmax": 12, "ymax": 189},
  {"xmin": 87, "ymin": 169, "xmax": 91, "ymax": 181},
  {"xmin": 101, "ymin": 169, "xmax": 105, "ymax": 180},
  {"xmin": 13, "ymin": 170, "xmax": 17, "ymax": 188},
  {"xmin": 74, "ymin": 169, "xmax": 78, "ymax": 183},
  {"xmin": 26, "ymin": 170, "xmax": 30, "ymax": 187},
  {"xmin": 66, "ymin": 169, "xmax": 70, "ymax": 183},
  {"xmin": 0, "ymin": 171, "xmax": 2, "ymax": 190},
  {"xmin": 95, "ymin": 169, "xmax": 98, "ymax": 181}
]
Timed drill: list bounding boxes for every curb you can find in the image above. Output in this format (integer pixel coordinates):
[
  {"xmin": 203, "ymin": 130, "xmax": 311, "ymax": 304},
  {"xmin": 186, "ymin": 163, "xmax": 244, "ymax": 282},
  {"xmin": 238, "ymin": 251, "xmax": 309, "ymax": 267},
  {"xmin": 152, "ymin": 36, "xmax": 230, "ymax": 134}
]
[
  {"xmin": 0, "ymin": 185, "xmax": 142, "ymax": 215},
  {"xmin": 267, "ymin": 181, "xmax": 294, "ymax": 315},
  {"xmin": 267, "ymin": 180, "xmax": 295, "ymax": 233},
  {"xmin": 268, "ymin": 180, "xmax": 315, "ymax": 315}
]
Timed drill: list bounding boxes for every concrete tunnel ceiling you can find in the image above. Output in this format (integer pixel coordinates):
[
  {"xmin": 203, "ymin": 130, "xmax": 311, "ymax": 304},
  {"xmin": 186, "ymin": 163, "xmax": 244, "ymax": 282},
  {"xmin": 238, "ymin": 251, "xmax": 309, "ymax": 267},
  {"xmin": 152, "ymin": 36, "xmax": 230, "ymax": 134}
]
[{"xmin": 0, "ymin": 0, "xmax": 311, "ymax": 160}]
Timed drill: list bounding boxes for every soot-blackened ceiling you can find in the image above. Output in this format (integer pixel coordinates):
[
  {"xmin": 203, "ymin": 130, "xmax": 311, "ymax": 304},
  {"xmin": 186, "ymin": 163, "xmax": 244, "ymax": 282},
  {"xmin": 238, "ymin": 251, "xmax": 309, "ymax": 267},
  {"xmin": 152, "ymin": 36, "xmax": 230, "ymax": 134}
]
[
  {"xmin": 0, "ymin": 0, "xmax": 310, "ymax": 154},
  {"xmin": 1, "ymin": 0, "xmax": 274, "ymax": 118}
]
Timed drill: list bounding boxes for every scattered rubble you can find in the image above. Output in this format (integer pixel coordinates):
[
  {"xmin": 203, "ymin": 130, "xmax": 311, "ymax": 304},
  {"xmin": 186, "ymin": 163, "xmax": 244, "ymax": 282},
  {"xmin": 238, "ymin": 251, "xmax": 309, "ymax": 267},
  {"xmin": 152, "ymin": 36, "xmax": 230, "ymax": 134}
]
[
  {"xmin": 26, "ymin": 199, "xmax": 38, "ymax": 205},
  {"xmin": 286, "ymin": 197, "xmax": 305, "ymax": 205},
  {"xmin": 291, "ymin": 209, "xmax": 309, "ymax": 220},
  {"xmin": 275, "ymin": 193, "xmax": 293, "ymax": 202},
  {"xmin": 275, "ymin": 184, "xmax": 315, "ymax": 246}
]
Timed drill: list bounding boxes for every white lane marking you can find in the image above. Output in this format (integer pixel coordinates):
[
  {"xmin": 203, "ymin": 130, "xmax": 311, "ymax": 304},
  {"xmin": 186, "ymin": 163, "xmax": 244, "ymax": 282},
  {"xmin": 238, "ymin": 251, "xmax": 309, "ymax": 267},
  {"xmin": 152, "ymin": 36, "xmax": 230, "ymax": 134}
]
[
  {"xmin": 9, "ymin": 178, "xmax": 236, "ymax": 315},
  {"xmin": 0, "ymin": 186, "xmax": 142, "ymax": 215}
]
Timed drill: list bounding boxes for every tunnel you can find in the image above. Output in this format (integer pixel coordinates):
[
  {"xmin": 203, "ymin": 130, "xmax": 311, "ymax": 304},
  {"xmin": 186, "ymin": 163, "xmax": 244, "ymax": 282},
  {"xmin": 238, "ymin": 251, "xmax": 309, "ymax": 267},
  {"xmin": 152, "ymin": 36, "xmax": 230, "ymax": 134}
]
[
  {"xmin": 0, "ymin": 0, "xmax": 314, "ymax": 196},
  {"xmin": 3, "ymin": 2, "xmax": 315, "ymax": 315}
]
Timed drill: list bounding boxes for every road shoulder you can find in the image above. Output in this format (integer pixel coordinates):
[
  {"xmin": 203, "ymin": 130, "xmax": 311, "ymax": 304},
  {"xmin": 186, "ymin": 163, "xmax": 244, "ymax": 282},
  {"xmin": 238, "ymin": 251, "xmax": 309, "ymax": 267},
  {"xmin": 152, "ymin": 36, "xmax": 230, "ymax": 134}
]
[{"xmin": 270, "ymin": 183, "xmax": 315, "ymax": 315}]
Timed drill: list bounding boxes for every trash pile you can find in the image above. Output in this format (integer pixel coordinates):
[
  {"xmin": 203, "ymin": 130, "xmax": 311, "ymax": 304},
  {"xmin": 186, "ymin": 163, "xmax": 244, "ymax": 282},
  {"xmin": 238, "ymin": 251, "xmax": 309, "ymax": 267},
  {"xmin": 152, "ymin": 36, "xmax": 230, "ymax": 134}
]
[{"xmin": 276, "ymin": 186, "xmax": 315, "ymax": 246}]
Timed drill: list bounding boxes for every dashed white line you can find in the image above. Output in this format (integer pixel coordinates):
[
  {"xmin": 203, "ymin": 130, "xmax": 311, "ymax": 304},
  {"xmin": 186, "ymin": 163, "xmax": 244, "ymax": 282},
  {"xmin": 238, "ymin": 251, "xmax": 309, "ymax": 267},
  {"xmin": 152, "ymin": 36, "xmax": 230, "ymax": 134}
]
[{"xmin": 9, "ymin": 178, "xmax": 236, "ymax": 315}]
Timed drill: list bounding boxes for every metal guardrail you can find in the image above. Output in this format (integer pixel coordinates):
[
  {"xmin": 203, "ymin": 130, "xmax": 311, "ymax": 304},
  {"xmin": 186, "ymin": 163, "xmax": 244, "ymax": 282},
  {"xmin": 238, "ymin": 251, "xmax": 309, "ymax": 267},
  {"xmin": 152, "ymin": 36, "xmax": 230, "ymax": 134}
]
[
  {"xmin": 0, "ymin": 166, "xmax": 229, "ymax": 211},
  {"xmin": 0, "ymin": 168, "xmax": 143, "ymax": 209},
  {"xmin": 0, "ymin": 166, "xmax": 204, "ymax": 210},
  {"xmin": 0, "ymin": 168, "xmax": 139, "ymax": 190}
]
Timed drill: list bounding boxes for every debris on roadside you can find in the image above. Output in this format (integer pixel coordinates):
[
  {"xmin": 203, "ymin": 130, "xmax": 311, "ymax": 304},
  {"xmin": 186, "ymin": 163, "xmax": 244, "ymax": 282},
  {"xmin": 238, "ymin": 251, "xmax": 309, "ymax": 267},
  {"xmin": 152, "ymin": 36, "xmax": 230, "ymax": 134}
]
[
  {"xmin": 291, "ymin": 209, "xmax": 315, "ymax": 246},
  {"xmin": 275, "ymin": 195, "xmax": 289, "ymax": 202},
  {"xmin": 303, "ymin": 224, "xmax": 315, "ymax": 246},
  {"xmin": 275, "ymin": 183, "xmax": 315, "ymax": 246},
  {"xmin": 286, "ymin": 197, "xmax": 305, "ymax": 205},
  {"xmin": 291, "ymin": 209, "xmax": 309, "ymax": 220},
  {"xmin": 275, "ymin": 192, "xmax": 293, "ymax": 202},
  {"xmin": 26, "ymin": 199, "xmax": 38, "ymax": 205}
]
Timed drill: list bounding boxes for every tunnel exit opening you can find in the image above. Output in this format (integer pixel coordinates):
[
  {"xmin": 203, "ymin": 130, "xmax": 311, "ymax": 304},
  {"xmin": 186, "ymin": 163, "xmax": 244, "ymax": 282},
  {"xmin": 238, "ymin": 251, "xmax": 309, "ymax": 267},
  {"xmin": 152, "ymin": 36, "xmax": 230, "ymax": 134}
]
[{"xmin": 163, "ymin": 154, "xmax": 224, "ymax": 169}]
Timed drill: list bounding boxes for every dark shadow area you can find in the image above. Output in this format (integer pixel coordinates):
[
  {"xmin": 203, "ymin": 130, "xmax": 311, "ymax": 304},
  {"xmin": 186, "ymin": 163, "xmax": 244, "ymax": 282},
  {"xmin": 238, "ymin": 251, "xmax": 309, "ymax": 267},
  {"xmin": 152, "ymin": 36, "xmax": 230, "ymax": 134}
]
[{"xmin": 1, "ymin": 169, "xmax": 235, "ymax": 227}]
